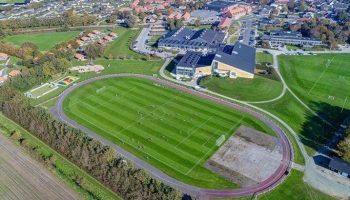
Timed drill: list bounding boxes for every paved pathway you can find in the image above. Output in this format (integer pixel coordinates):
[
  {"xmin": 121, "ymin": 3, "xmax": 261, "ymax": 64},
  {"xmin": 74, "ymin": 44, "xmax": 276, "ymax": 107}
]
[{"xmin": 51, "ymin": 73, "xmax": 292, "ymax": 199}]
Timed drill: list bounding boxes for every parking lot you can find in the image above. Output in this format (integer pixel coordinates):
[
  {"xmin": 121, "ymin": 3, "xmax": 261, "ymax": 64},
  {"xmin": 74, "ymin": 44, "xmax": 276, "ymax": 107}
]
[{"xmin": 238, "ymin": 19, "xmax": 257, "ymax": 46}]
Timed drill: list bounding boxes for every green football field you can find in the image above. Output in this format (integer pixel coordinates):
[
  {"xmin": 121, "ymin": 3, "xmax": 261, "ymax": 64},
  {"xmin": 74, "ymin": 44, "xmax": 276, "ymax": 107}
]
[
  {"xmin": 63, "ymin": 77, "xmax": 274, "ymax": 189},
  {"xmin": 4, "ymin": 31, "xmax": 80, "ymax": 51},
  {"xmin": 279, "ymin": 54, "xmax": 350, "ymax": 123}
]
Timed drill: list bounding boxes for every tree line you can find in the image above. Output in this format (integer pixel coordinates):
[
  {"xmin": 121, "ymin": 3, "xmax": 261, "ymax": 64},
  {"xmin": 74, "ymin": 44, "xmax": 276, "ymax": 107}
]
[
  {"xmin": 0, "ymin": 14, "xmax": 96, "ymax": 31},
  {"xmin": 337, "ymin": 126, "xmax": 350, "ymax": 162},
  {"xmin": 0, "ymin": 41, "xmax": 74, "ymax": 91},
  {"xmin": 289, "ymin": 18, "xmax": 350, "ymax": 48},
  {"xmin": 0, "ymin": 89, "xmax": 182, "ymax": 199},
  {"xmin": 0, "ymin": 39, "xmax": 183, "ymax": 199}
]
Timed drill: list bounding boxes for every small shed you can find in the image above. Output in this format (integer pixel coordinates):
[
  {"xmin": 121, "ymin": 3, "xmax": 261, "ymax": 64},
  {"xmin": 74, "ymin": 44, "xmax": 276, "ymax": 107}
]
[{"xmin": 329, "ymin": 157, "xmax": 350, "ymax": 178}]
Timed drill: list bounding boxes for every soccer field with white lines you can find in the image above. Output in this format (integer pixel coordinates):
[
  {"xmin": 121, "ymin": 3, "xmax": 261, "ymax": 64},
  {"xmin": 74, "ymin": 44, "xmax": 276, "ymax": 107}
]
[{"xmin": 63, "ymin": 77, "xmax": 274, "ymax": 189}]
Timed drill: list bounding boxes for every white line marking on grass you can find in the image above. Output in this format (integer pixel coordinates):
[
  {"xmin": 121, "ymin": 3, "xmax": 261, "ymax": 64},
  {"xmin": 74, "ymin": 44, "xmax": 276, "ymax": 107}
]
[
  {"xmin": 185, "ymin": 144, "xmax": 217, "ymax": 175},
  {"xmin": 341, "ymin": 97, "xmax": 348, "ymax": 112},
  {"xmin": 175, "ymin": 116, "xmax": 213, "ymax": 148},
  {"xmin": 65, "ymin": 85, "xmax": 136, "ymax": 109},
  {"xmin": 116, "ymin": 92, "xmax": 184, "ymax": 135},
  {"xmin": 202, "ymin": 131, "xmax": 219, "ymax": 147},
  {"xmin": 308, "ymin": 57, "xmax": 334, "ymax": 95},
  {"xmin": 70, "ymin": 112, "xmax": 191, "ymax": 175}
]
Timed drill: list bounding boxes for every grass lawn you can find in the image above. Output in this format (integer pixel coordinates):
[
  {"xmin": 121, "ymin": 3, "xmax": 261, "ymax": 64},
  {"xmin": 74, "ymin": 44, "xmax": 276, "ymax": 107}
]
[
  {"xmin": 4, "ymin": 31, "xmax": 80, "ymax": 51},
  {"xmin": 31, "ymin": 59, "xmax": 164, "ymax": 107},
  {"xmin": 104, "ymin": 27, "xmax": 148, "ymax": 59},
  {"xmin": 63, "ymin": 77, "xmax": 275, "ymax": 189},
  {"xmin": 256, "ymin": 52, "xmax": 273, "ymax": 64},
  {"xmin": 286, "ymin": 45, "xmax": 300, "ymax": 51},
  {"xmin": 0, "ymin": 113, "xmax": 121, "ymax": 200},
  {"xmin": 29, "ymin": 84, "xmax": 57, "ymax": 98},
  {"xmin": 199, "ymin": 75, "xmax": 283, "ymax": 102},
  {"xmin": 257, "ymin": 91, "xmax": 334, "ymax": 155},
  {"xmin": 279, "ymin": 54, "xmax": 350, "ymax": 127},
  {"xmin": 259, "ymin": 170, "xmax": 335, "ymax": 200}
]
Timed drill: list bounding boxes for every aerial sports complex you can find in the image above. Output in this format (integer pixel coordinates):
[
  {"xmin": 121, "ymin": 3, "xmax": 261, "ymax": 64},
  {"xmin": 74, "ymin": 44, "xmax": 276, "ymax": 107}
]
[{"xmin": 52, "ymin": 73, "xmax": 292, "ymax": 198}]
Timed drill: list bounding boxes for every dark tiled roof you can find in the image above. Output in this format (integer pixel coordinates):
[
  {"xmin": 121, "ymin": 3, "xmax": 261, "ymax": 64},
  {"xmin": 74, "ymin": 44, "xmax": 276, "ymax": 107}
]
[
  {"xmin": 204, "ymin": 0, "xmax": 235, "ymax": 11},
  {"xmin": 214, "ymin": 42, "xmax": 256, "ymax": 74},
  {"xmin": 177, "ymin": 52, "xmax": 216, "ymax": 69},
  {"xmin": 329, "ymin": 157, "xmax": 350, "ymax": 174},
  {"xmin": 159, "ymin": 27, "xmax": 225, "ymax": 50},
  {"xmin": 176, "ymin": 52, "xmax": 202, "ymax": 69}
]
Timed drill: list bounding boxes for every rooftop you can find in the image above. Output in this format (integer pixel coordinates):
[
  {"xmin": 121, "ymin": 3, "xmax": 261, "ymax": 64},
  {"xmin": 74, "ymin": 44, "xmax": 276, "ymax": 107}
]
[
  {"xmin": 329, "ymin": 157, "xmax": 350, "ymax": 175},
  {"xmin": 214, "ymin": 42, "xmax": 256, "ymax": 74}
]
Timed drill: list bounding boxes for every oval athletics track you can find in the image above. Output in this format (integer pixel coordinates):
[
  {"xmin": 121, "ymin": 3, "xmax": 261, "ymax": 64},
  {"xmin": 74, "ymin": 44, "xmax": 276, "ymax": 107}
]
[{"xmin": 51, "ymin": 73, "xmax": 292, "ymax": 199}]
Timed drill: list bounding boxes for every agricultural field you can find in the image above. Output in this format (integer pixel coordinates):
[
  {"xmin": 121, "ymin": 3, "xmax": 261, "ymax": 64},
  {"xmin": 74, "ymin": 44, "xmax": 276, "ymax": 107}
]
[
  {"xmin": 199, "ymin": 75, "xmax": 283, "ymax": 102},
  {"xmin": 3, "ymin": 31, "xmax": 80, "ymax": 51},
  {"xmin": 63, "ymin": 77, "xmax": 275, "ymax": 189},
  {"xmin": 0, "ymin": 133, "xmax": 79, "ymax": 200},
  {"xmin": 279, "ymin": 54, "xmax": 350, "ymax": 125},
  {"xmin": 0, "ymin": 113, "xmax": 121, "ymax": 200}
]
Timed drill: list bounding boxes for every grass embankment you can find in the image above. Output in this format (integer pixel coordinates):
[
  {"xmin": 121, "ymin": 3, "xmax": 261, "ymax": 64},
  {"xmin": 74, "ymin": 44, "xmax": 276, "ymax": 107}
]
[
  {"xmin": 259, "ymin": 170, "xmax": 336, "ymax": 200},
  {"xmin": 104, "ymin": 27, "xmax": 151, "ymax": 60},
  {"xmin": 256, "ymin": 52, "xmax": 273, "ymax": 64},
  {"xmin": 200, "ymin": 75, "xmax": 283, "ymax": 102},
  {"xmin": 63, "ymin": 77, "xmax": 275, "ymax": 189},
  {"xmin": 31, "ymin": 59, "xmax": 164, "ymax": 107},
  {"xmin": 0, "ymin": 113, "xmax": 121, "ymax": 200},
  {"xmin": 275, "ymin": 54, "xmax": 350, "ymax": 153},
  {"xmin": 4, "ymin": 31, "xmax": 80, "ymax": 51}
]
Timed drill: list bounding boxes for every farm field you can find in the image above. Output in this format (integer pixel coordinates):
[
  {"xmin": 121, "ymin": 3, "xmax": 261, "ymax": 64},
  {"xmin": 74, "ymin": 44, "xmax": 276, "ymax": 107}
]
[
  {"xmin": 63, "ymin": 77, "xmax": 275, "ymax": 189},
  {"xmin": 0, "ymin": 113, "xmax": 122, "ymax": 200},
  {"xmin": 4, "ymin": 31, "xmax": 80, "ymax": 51},
  {"xmin": 279, "ymin": 54, "xmax": 350, "ymax": 125},
  {"xmin": 0, "ymin": 134, "xmax": 80, "ymax": 200},
  {"xmin": 199, "ymin": 75, "xmax": 283, "ymax": 102}
]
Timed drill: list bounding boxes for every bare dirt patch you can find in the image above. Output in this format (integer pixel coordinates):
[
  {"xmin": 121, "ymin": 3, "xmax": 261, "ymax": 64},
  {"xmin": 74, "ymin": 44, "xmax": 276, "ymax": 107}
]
[
  {"xmin": 0, "ymin": 134, "xmax": 80, "ymax": 200},
  {"xmin": 206, "ymin": 126, "xmax": 283, "ymax": 187}
]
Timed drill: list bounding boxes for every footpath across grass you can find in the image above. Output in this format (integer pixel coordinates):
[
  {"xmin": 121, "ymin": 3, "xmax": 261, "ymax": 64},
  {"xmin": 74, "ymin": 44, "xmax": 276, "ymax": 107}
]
[
  {"xmin": 63, "ymin": 77, "xmax": 275, "ymax": 189},
  {"xmin": 0, "ymin": 113, "xmax": 121, "ymax": 200},
  {"xmin": 279, "ymin": 54, "xmax": 350, "ymax": 123},
  {"xmin": 4, "ymin": 31, "xmax": 80, "ymax": 51},
  {"xmin": 257, "ymin": 91, "xmax": 334, "ymax": 155},
  {"xmin": 200, "ymin": 75, "xmax": 283, "ymax": 102}
]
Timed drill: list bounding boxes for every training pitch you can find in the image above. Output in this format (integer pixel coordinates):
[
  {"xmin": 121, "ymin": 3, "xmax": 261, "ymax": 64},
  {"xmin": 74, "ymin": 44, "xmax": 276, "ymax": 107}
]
[
  {"xmin": 280, "ymin": 54, "xmax": 350, "ymax": 112},
  {"xmin": 63, "ymin": 77, "xmax": 274, "ymax": 189}
]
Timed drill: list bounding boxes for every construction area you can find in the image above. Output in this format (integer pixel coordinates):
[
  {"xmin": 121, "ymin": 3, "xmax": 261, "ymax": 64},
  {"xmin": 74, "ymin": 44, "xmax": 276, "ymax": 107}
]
[{"xmin": 206, "ymin": 126, "xmax": 283, "ymax": 187}]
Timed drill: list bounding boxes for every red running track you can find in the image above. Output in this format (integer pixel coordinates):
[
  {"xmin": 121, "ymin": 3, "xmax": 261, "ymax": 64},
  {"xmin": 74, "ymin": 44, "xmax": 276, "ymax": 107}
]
[{"xmin": 52, "ymin": 74, "xmax": 292, "ymax": 199}]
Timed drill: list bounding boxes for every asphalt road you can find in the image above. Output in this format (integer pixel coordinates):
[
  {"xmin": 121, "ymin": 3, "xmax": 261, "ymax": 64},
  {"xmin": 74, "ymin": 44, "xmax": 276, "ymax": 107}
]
[{"xmin": 51, "ymin": 73, "xmax": 292, "ymax": 199}]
